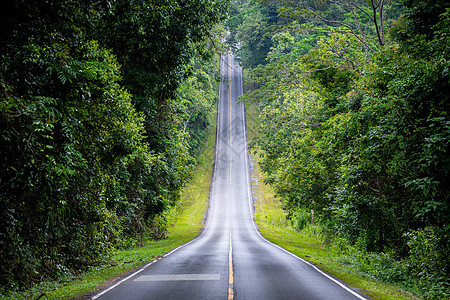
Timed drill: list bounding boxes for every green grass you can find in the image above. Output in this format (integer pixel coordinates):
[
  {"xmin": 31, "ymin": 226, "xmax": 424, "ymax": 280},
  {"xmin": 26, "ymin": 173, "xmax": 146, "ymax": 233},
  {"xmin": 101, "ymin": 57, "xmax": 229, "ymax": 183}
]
[
  {"xmin": 246, "ymin": 101, "xmax": 419, "ymax": 300},
  {"xmin": 2, "ymin": 121, "xmax": 216, "ymax": 300}
]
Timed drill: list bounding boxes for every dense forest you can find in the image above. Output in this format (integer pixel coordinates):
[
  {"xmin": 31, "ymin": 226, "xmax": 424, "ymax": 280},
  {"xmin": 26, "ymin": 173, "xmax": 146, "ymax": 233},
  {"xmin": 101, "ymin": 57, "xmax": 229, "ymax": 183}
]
[
  {"xmin": 228, "ymin": 0, "xmax": 449, "ymax": 298},
  {"xmin": 1, "ymin": 0, "xmax": 449, "ymax": 298},
  {"xmin": 0, "ymin": 0, "xmax": 227, "ymax": 292}
]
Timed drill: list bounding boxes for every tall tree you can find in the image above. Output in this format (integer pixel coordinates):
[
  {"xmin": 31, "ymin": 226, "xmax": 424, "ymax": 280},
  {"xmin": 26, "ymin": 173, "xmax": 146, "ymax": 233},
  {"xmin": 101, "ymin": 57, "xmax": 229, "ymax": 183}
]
[
  {"xmin": 279, "ymin": 0, "xmax": 401, "ymax": 60},
  {"xmin": 0, "ymin": 0, "xmax": 227, "ymax": 291},
  {"xmin": 238, "ymin": 0, "xmax": 448, "ymax": 296}
]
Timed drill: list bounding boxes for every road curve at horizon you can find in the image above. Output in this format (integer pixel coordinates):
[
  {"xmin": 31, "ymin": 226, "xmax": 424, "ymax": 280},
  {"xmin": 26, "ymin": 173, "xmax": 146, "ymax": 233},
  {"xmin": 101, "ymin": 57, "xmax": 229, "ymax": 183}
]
[{"xmin": 92, "ymin": 53, "xmax": 368, "ymax": 300}]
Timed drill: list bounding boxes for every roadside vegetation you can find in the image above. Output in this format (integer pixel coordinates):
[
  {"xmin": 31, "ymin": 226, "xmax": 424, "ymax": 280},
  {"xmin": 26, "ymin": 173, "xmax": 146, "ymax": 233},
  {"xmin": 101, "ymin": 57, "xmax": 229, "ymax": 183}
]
[
  {"xmin": 236, "ymin": 0, "xmax": 449, "ymax": 299},
  {"xmin": 0, "ymin": 118, "xmax": 216, "ymax": 300},
  {"xmin": 1, "ymin": 0, "xmax": 227, "ymax": 296},
  {"xmin": 248, "ymin": 100, "xmax": 418, "ymax": 300},
  {"xmin": 2, "ymin": 0, "xmax": 448, "ymax": 298}
]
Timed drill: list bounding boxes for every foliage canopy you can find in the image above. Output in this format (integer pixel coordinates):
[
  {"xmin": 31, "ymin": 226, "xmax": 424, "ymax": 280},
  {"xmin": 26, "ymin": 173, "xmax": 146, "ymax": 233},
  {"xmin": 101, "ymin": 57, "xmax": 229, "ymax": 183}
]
[
  {"xmin": 235, "ymin": 0, "xmax": 449, "ymax": 297},
  {"xmin": 0, "ymin": 0, "xmax": 227, "ymax": 292}
]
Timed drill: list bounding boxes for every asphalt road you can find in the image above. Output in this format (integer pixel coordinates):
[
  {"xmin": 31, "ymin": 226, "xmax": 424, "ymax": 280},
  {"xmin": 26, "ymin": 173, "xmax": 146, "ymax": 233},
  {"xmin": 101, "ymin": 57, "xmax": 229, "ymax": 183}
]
[{"xmin": 92, "ymin": 53, "xmax": 368, "ymax": 300}]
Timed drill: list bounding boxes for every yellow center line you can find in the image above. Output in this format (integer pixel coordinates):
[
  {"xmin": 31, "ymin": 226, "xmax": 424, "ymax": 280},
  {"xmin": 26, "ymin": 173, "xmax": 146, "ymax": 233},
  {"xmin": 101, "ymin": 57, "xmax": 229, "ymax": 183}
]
[
  {"xmin": 227, "ymin": 54, "xmax": 235, "ymax": 300},
  {"xmin": 228, "ymin": 232, "xmax": 234, "ymax": 300}
]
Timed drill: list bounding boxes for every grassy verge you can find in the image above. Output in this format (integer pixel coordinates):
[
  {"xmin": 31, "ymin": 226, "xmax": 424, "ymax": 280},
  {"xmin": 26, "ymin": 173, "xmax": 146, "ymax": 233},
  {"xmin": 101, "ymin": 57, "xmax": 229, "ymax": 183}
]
[
  {"xmin": 2, "ymin": 121, "xmax": 216, "ymax": 300},
  {"xmin": 245, "ymin": 100, "xmax": 418, "ymax": 300}
]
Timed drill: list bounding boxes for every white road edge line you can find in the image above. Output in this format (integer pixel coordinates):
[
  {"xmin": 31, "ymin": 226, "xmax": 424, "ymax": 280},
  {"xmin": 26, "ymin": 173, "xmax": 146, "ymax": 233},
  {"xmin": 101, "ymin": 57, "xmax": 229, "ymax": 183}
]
[{"xmin": 238, "ymin": 56, "xmax": 367, "ymax": 300}]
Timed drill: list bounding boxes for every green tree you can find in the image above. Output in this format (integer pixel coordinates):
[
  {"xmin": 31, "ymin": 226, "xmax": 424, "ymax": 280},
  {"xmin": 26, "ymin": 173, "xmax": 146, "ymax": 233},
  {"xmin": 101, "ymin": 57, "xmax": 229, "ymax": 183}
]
[
  {"xmin": 0, "ymin": 0, "xmax": 227, "ymax": 291},
  {"xmin": 227, "ymin": 0, "xmax": 283, "ymax": 68},
  {"xmin": 240, "ymin": 0, "xmax": 448, "ymax": 296},
  {"xmin": 279, "ymin": 0, "xmax": 403, "ymax": 60}
]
